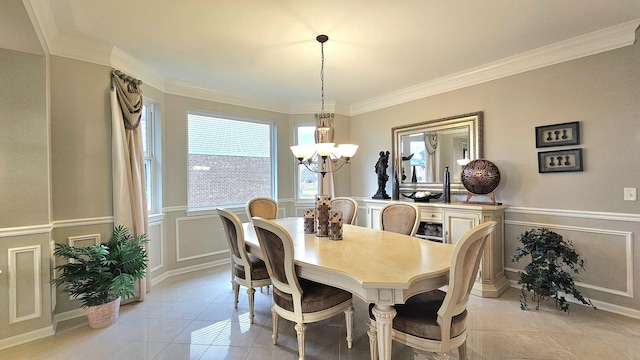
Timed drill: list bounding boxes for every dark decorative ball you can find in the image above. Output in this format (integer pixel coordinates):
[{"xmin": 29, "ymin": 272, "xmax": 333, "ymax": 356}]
[{"xmin": 461, "ymin": 159, "xmax": 501, "ymax": 195}]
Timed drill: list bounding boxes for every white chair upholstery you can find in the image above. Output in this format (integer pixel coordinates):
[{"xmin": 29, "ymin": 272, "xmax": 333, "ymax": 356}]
[
  {"xmin": 246, "ymin": 197, "xmax": 278, "ymax": 219},
  {"xmin": 367, "ymin": 221, "xmax": 497, "ymax": 360},
  {"xmin": 331, "ymin": 197, "xmax": 359, "ymax": 225},
  {"xmin": 379, "ymin": 202, "xmax": 421, "ymax": 236},
  {"xmin": 252, "ymin": 217, "xmax": 355, "ymax": 360},
  {"xmin": 217, "ymin": 208, "xmax": 272, "ymax": 324}
]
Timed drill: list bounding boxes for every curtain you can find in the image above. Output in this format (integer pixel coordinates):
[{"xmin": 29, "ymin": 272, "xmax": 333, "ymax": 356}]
[
  {"xmin": 110, "ymin": 71, "xmax": 149, "ymax": 301},
  {"xmin": 315, "ymin": 114, "xmax": 336, "ymax": 197},
  {"xmin": 424, "ymin": 132, "xmax": 438, "ymax": 182}
]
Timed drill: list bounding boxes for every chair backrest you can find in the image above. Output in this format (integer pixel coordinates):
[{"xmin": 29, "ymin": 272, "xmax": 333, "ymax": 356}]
[
  {"xmin": 246, "ymin": 197, "xmax": 278, "ymax": 219},
  {"xmin": 437, "ymin": 221, "xmax": 496, "ymax": 347},
  {"xmin": 217, "ymin": 208, "xmax": 251, "ymax": 271},
  {"xmin": 331, "ymin": 197, "xmax": 358, "ymax": 225},
  {"xmin": 379, "ymin": 203, "xmax": 421, "ymax": 236},
  {"xmin": 251, "ymin": 217, "xmax": 303, "ymax": 316}
]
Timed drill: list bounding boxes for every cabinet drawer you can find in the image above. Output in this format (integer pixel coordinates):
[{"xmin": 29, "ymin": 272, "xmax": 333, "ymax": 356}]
[{"xmin": 421, "ymin": 211, "xmax": 442, "ymax": 221}]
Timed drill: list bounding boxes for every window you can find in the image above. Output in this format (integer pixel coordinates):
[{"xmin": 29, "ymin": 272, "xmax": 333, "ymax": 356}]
[
  {"xmin": 140, "ymin": 99, "xmax": 158, "ymax": 214},
  {"xmin": 187, "ymin": 113, "xmax": 274, "ymax": 208},
  {"xmin": 295, "ymin": 125, "xmax": 318, "ymax": 200}
]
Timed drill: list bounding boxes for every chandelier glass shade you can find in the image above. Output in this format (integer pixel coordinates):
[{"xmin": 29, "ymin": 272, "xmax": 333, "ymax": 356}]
[{"xmin": 290, "ymin": 34, "xmax": 358, "ymax": 177}]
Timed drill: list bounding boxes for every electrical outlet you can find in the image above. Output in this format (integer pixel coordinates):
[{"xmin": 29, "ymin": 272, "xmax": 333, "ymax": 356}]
[{"xmin": 624, "ymin": 187, "xmax": 637, "ymax": 201}]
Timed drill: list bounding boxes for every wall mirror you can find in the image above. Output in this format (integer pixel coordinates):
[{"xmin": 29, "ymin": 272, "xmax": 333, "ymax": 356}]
[{"xmin": 392, "ymin": 111, "xmax": 483, "ymax": 194}]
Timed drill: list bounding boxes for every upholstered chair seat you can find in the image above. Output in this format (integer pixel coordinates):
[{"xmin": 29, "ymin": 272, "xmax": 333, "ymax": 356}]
[
  {"xmin": 233, "ymin": 254, "xmax": 269, "ymax": 281},
  {"xmin": 368, "ymin": 290, "xmax": 467, "ymax": 341},
  {"xmin": 275, "ymin": 278, "xmax": 353, "ymax": 313}
]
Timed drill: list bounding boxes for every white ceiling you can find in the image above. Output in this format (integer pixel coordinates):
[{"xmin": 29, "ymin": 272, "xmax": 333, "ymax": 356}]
[{"xmin": 17, "ymin": 0, "xmax": 640, "ymax": 114}]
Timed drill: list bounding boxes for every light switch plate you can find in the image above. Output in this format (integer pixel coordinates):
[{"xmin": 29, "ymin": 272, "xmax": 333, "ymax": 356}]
[{"xmin": 624, "ymin": 187, "xmax": 637, "ymax": 201}]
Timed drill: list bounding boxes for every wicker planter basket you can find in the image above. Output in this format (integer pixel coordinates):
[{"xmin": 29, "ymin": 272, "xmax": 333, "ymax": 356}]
[{"xmin": 86, "ymin": 297, "xmax": 121, "ymax": 329}]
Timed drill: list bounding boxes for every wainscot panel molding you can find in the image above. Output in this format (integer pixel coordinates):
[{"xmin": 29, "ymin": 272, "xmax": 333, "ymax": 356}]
[
  {"xmin": 506, "ymin": 206, "xmax": 640, "ymax": 223},
  {"xmin": 148, "ymin": 221, "xmax": 164, "ymax": 273},
  {"xmin": 505, "ymin": 220, "xmax": 634, "ymax": 298},
  {"xmin": 0, "ymin": 224, "xmax": 51, "ymax": 238},
  {"xmin": 8, "ymin": 245, "xmax": 42, "ymax": 324},
  {"xmin": 174, "ymin": 215, "xmax": 228, "ymax": 262},
  {"xmin": 163, "ymin": 205, "xmax": 188, "ymax": 213},
  {"xmin": 52, "ymin": 216, "xmax": 114, "ymax": 228}
]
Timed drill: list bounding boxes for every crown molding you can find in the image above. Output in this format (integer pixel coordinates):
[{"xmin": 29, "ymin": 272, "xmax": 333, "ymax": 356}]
[
  {"xmin": 349, "ymin": 19, "xmax": 640, "ymax": 116},
  {"xmin": 288, "ymin": 101, "xmax": 350, "ymax": 116},
  {"xmin": 26, "ymin": 3, "xmax": 639, "ymax": 117},
  {"xmin": 164, "ymin": 79, "xmax": 291, "ymax": 114},
  {"xmin": 110, "ymin": 47, "xmax": 166, "ymax": 91}
]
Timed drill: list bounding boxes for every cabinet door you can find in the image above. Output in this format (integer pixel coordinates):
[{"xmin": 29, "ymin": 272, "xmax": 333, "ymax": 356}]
[
  {"xmin": 443, "ymin": 211, "xmax": 479, "ymax": 244},
  {"xmin": 368, "ymin": 206, "xmax": 383, "ymax": 229}
]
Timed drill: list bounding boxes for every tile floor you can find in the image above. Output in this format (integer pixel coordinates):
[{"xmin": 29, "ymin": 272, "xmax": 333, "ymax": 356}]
[{"xmin": 1, "ymin": 266, "xmax": 639, "ymax": 360}]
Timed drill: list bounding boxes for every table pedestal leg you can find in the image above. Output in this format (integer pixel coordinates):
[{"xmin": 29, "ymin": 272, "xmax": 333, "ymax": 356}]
[{"xmin": 372, "ymin": 304, "xmax": 396, "ymax": 360}]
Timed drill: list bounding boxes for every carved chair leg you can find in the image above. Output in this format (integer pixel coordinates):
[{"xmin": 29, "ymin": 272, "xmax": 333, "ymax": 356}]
[
  {"xmin": 232, "ymin": 282, "xmax": 240, "ymax": 309},
  {"xmin": 246, "ymin": 287, "xmax": 256, "ymax": 324},
  {"xmin": 344, "ymin": 305, "xmax": 354, "ymax": 349},
  {"xmin": 271, "ymin": 306, "xmax": 278, "ymax": 345},
  {"xmin": 295, "ymin": 323, "xmax": 307, "ymax": 360},
  {"xmin": 458, "ymin": 341, "xmax": 467, "ymax": 360}
]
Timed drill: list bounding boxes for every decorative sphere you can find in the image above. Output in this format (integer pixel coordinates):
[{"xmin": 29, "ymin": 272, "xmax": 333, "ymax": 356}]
[{"xmin": 461, "ymin": 159, "xmax": 501, "ymax": 195}]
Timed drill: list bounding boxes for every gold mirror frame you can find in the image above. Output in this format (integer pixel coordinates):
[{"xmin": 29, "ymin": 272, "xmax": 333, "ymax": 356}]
[{"xmin": 392, "ymin": 111, "xmax": 483, "ymax": 195}]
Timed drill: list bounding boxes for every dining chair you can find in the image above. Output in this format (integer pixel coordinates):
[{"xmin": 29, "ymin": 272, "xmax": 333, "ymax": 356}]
[
  {"xmin": 379, "ymin": 202, "xmax": 421, "ymax": 236},
  {"xmin": 367, "ymin": 221, "xmax": 497, "ymax": 360},
  {"xmin": 217, "ymin": 208, "xmax": 272, "ymax": 324},
  {"xmin": 246, "ymin": 197, "xmax": 279, "ymax": 219},
  {"xmin": 330, "ymin": 197, "xmax": 359, "ymax": 225},
  {"xmin": 251, "ymin": 217, "xmax": 355, "ymax": 360}
]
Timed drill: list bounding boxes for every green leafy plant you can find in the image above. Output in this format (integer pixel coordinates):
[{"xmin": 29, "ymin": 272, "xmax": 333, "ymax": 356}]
[
  {"xmin": 512, "ymin": 228, "xmax": 595, "ymax": 312},
  {"xmin": 51, "ymin": 226, "xmax": 148, "ymax": 308}
]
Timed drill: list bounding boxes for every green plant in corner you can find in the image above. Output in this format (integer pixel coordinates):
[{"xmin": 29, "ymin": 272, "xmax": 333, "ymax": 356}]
[
  {"xmin": 511, "ymin": 228, "xmax": 595, "ymax": 312},
  {"xmin": 51, "ymin": 225, "xmax": 148, "ymax": 308}
]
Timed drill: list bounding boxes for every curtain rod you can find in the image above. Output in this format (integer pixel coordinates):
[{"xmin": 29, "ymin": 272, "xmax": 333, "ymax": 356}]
[{"xmin": 112, "ymin": 69, "xmax": 142, "ymax": 85}]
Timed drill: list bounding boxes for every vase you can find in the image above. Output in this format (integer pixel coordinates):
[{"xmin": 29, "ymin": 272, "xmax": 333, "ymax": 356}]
[
  {"xmin": 443, "ymin": 166, "xmax": 451, "ymax": 203},
  {"xmin": 86, "ymin": 296, "xmax": 121, "ymax": 329},
  {"xmin": 315, "ymin": 194, "xmax": 331, "ymax": 237},
  {"xmin": 329, "ymin": 211, "xmax": 343, "ymax": 240},
  {"xmin": 303, "ymin": 208, "xmax": 315, "ymax": 234}
]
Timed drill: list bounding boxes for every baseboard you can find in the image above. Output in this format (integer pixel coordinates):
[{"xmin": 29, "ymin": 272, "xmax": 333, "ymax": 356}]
[
  {"xmin": 507, "ymin": 280, "xmax": 640, "ymax": 320},
  {"xmin": 150, "ymin": 258, "xmax": 230, "ymax": 287},
  {"xmin": 0, "ymin": 325, "xmax": 55, "ymax": 351}
]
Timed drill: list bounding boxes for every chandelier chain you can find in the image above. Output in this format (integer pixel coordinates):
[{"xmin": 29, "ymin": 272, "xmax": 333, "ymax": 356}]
[{"xmin": 320, "ymin": 40, "xmax": 325, "ymax": 116}]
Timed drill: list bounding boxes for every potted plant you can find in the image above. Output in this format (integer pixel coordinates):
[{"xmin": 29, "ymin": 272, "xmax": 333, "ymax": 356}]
[
  {"xmin": 51, "ymin": 225, "xmax": 148, "ymax": 328},
  {"xmin": 512, "ymin": 228, "xmax": 595, "ymax": 312}
]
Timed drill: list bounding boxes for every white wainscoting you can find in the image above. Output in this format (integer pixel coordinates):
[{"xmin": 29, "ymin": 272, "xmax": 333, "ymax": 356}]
[
  {"xmin": 505, "ymin": 221, "xmax": 634, "ymax": 298},
  {"xmin": 8, "ymin": 245, "xmax": 42, "ymax": 324},
  {"xmin": 175, "ymin": 214, "xmax": 229, "ymax": 263}
]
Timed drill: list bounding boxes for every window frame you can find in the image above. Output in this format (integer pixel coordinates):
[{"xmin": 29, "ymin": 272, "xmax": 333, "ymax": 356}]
[
  {"xmin": 141, "ymin": 98, "xmax": 160, "ymax": 215},
  {"xmin": 186, "ymin": 110, "xmax": 277, "ymax": 210},
  {"xmin": 294, "ymin": 123, "xmax": 319, "ymax": 203}
]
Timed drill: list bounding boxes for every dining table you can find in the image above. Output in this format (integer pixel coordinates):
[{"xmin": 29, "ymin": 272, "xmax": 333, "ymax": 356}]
[{"xmin": 242, "ymin": 217, "xmax": 454, "ymax": 360}]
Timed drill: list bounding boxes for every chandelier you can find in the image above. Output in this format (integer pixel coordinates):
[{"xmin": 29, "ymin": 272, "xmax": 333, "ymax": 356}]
[{"xmin": 290, "ymin": 35, "xmax": 358, "ymax": 178}]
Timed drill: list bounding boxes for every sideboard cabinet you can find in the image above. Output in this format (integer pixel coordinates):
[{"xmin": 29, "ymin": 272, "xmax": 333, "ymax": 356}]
[{"xmin": 364, "ymin": 199, "xmax": 509, "ymax": 297}]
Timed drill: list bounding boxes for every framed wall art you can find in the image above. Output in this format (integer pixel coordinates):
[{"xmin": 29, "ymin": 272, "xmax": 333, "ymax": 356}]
[
  {"xmin": 535, "ymin": 121, "xmax": 580, "ymax": 148},
  {"xmin": 538, "ymin": 148, "xmax": 583, "ymax": 173}
]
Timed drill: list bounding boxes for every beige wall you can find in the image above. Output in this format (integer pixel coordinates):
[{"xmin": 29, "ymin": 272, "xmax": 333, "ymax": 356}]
[
  {"xmin": 0, "ymin": 48, "xmax": 48, "ymax": 227},
  {"xmin": 350, "ymin": 35, "xmax": 640, "ymax": 213}
]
